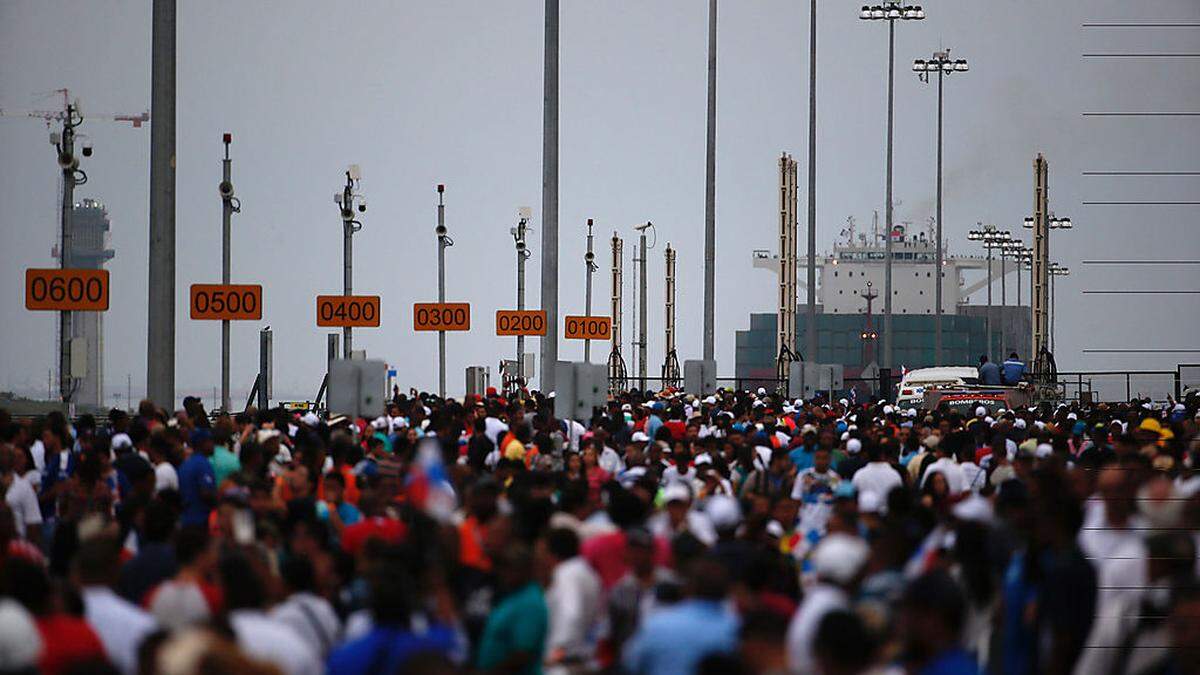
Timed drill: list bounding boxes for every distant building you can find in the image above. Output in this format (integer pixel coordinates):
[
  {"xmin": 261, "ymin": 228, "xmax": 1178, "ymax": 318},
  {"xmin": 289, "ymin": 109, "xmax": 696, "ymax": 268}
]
[
  {"xmin": 738, "ymin": 220, "xmax": 1030, "ymax": 385},
  {"xmin": 57, "ymin": 199, "xmax": 114, "ymax": 407}
]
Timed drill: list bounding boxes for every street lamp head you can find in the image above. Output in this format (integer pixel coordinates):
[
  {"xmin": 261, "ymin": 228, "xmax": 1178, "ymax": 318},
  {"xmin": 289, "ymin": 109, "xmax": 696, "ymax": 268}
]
[
  {"xmin": 912, "ymin": 5, "xmax": 925, "ymax": 19},
  {"xmin": 941, "ymin": 60, "xmax": 955, "ymax": 73},
  {"xmin": 954, "ymin": 59, "xmax": 969, "ymax": 72},
  {"xmin": 1022, "ymin": 216, "xmax": 1034, "ymax": 229},
  {"xmin": 1059, "ymin": 217, "xmax": 1073, "ymax": 229},
  {"xmin": 860, "ymin": 5, "xmax": 872, "ymax": 19},
  {"xmin": 913, "ymin": 59, "xmax": 927, "ymax": 72},
  {"xmin": 871, "ymin": 6, "xmax": 886, "ymax": 19},
  {"xmin": 886, "ymin": 6, "xmax": 902, "ymax": 19}
]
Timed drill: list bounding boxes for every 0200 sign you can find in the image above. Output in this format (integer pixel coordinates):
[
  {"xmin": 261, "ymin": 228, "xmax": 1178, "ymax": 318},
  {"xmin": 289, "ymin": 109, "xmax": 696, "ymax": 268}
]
[
  {"xmin": 189, "ymin": 284, "xmax": 262, "ymax": 321},
  {"xmin": 495, "ymin": 310, "xmax": 546, "ymax": 336},
  {"xmin": 316, "ymin": 295, "xmax": 381, "ymax": 327}
]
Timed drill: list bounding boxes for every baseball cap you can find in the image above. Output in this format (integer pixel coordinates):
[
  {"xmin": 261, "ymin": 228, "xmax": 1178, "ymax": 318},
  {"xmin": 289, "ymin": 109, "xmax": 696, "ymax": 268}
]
[{"xmin": 810, "ymin": 533, "xmax": 869, "ymax": 585}]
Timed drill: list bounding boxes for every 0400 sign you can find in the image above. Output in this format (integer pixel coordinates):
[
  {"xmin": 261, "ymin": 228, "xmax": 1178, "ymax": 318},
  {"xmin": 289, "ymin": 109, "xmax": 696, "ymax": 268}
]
[
  {"xmin": 25, "ymin": 269, "xmax": 109, "ymax": 311},
  {"xmin": 316, "ymin": 295, "xmax": 381, "ymax": 327},
  {"xmin": 413, "ymin": 303, "xmax": 471, "ymax": 331},
  {"xmin": 190, "ymin": 284, "xmax": 262, "ymax": 320}
]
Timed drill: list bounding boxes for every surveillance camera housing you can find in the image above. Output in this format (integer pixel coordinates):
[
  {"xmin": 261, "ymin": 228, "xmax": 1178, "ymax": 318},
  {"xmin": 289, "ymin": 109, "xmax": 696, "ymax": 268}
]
[
  {"xmin": 516, "ymin": 241, "xmax": 526, "ymax": 251},
  {"xmin": 584, "ymin": 252, "xmax": 595, "ymax": 262},
  {"xmin": 81, "ymin": 145, "xmax": 93, "ymax": 158},
  {"xmin": 219, "ymin": 181, "xmax": 234, "ymax": 198},
  {"xmin": 341, "ymin": 208, "xmax": 354, "ymax": 221},
  {"xmin": 358, "ymin": 203, "xmax": 367, "ymax": 213},
  {"xmin": 58, "ymin": 152, "xmax": 74, "ymax": 169},
  {"xmin": 436, "ymin": 225, "xmax": 448, "ymax": 236}
]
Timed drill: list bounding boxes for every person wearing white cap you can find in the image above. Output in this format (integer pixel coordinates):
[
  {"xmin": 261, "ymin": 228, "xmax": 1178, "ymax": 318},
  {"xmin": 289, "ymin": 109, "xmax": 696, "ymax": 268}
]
[
  {"xmin": 647, "ymin": 483, "xmax": 717, "ymax": 547},
  {"xmin": 785, "ymin": 533, "xmax": 870, "ymax": 673}
]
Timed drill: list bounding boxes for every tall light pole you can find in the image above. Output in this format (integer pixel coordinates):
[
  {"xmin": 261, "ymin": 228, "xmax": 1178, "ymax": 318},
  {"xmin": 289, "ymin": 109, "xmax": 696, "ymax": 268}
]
[
  {"xmin": 334, "ymin": 167, "xmax": 365, "ymax": 359},
  {"xmin": 512, "ymin": 208, "xmax": 533, "ymax": 387},
  {"xmin": 540, "ymin": 0, "xmax": 560, "ymax": 393},
  {"xmin": 436, "ymin": 185, "xmax": 452, "ymax": 398},
  {"xmin": 50, "ymin": 100, "xmax": 89, "ymax": 405},
  {"xmin": 859, "ymin": 2, "xmax": 925, "ymax": 371},
  {"xmin": 147, "ymin": 0, "xmax": 177, "ymax": 409},
  {"xmin": 217, "ymin": 133, "xmax": 241, "ymax": 413},
  {"xmin": 914, "ymin": 49, "xmax": 967, "ymax": 365},
  {"xmin": 703, "ymin": 0, "xmax": 717, "ymax": 366},
  {"xmin": 583, "ymin": 219, "xmax": 598, "ymax": 363},
  {"xmin": 805, "ymin": 0, "xmax": 818, "ymax": 367},
  {"xmin": 968, "ymin": 225, "xmax": 1010, "ymax": 360}
]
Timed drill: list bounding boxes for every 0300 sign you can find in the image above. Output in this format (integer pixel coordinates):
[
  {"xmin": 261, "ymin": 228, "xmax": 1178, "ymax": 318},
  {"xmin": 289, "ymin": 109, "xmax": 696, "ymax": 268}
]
[{"xmin": 413, "ymin": 303, "xmax": 471, "ymax": 331}]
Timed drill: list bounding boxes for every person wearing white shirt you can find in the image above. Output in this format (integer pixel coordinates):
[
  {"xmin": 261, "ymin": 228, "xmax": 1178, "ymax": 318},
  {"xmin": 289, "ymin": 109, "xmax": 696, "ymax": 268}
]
[
  {"xmin": 484, "ymin": 414, "xmax": 509, "ymax": 447},
  {"xmin": 2, "ymin": 448, "xmax": 42, "ymax": 541},
  {"xmin": 77, "ymin": 538, "xmax": 158, "ymax": 675},
  {"xmin": 786, "ymin": 534, "xmax": 870, "ymax": 673},
  {"xmin": 540, "ymin": 529, "xmax": 603, "ymax": 674},
  {"xmin": 270, "ymin": 557, "xmax": 342, "ymax": 659},
  {"xmin": 851, "ymin": 444, "xmax": 904, "ymax": 509},
  {"xmin": 921, "ymin": 455, "xmax": 967, "ymax": 495},
  {"xmin": 221, "ymin": 550, "xmax": 321, "ymax": 675}
]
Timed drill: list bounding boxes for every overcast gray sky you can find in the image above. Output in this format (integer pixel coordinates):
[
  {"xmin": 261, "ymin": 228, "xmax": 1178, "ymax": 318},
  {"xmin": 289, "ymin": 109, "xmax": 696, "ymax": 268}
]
[{"xmin": 2, "ymin": 0, "xmax": 1198, "ymax": 402}]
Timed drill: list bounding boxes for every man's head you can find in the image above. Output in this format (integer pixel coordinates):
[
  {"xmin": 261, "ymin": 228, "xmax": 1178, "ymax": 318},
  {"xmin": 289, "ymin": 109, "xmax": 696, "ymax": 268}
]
[
  {"xmin": 189, "ymin": 428, "xmax": 215, "ymax": 457},
  {"xmin": 898, "ymin": 570, "xmax": 967, "ymax": 666},
  {"xmin": 813, "ymin": 446, "xmax": 832, "ymax": 473},
  {"xmin": 979, "ymin": 354, "xmax": 988, "ymax": 365}
]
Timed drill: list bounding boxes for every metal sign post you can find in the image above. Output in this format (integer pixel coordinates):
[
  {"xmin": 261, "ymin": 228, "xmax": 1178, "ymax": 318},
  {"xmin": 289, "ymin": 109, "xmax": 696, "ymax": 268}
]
[
  {"xmin": 436, "ymin": 185, "xmax": 453, "ymax": 398},
  {"xmin": 512, "ymin": 207, "xmax": 533, "ymax": 387},
  {"xmin": 336, "ymin": 166, "xmax": 365, "ymax": 359},
  {"xmin": 218, "ymin": 133, "xmax": 241, "ymax": 413},
  {"xmin": 584, "ymin": 219, "xmax": 598, "ymax": 363}
]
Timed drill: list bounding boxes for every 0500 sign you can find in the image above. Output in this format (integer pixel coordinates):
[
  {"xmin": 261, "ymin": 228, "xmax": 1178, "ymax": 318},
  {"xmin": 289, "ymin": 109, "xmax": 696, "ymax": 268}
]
[
  {"xmin": 316, "ymin": 295, "xmax": 381, "ymax": 327},
  {"xmin": 25, "ymin": 269, "xmax": 109, "ymax": 311},
  {"xmin": 190, "ymin": 284, "xmax": 262, "ymax": 321}
]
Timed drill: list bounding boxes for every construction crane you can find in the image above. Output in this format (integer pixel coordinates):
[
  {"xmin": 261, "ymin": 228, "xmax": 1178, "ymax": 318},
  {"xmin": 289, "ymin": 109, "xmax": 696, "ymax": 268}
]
[{"xmin": 0, "ymin": 88, "xmax": 149, "ymax": 128}]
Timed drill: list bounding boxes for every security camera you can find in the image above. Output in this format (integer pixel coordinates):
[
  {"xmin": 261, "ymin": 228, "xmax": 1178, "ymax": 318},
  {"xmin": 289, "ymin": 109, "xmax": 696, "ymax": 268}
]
[
  {"xmin": 218, "ymin": 180, "xmax": 234, "ymax": 198},
  {"xmin": 585, "ymin": 251, "xmax": 595, "ymax": 262},
  {"xmin": 58, "ymin": 151, "xmax": 74, "ymax": 169},
  {"xmin": 357, "ymin": 202, "xmax": 367, "ymax": 213},
  {"xmin": 436, "ymin": 224, "xmax": 447, "ymax": 236},
  {"xmin": 341, "ymin": 208, "xmax": 354, "ymax": 221},
  {"xmin": 516, "ymin": 240, "xmax": 526, "ymax": 251},
  {"xmin": 81, "ymin": 143, "xmax": 93, "ymax": 158}
]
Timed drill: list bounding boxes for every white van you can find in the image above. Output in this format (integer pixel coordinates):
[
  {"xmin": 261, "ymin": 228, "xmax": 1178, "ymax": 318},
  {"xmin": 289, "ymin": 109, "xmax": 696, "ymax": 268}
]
[{"xmin": 895, "ymin": 366, "xmax": 980, "ymax": 409}]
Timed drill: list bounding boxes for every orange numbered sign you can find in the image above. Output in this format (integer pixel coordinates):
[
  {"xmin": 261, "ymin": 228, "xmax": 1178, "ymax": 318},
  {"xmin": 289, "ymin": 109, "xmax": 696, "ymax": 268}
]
[
  {"xmin": 316, "ymin": 295, "xmax": 381, "ymax": 327},
  {"xmin": 564, "ymin": 315, "xmax": 611, "ymax": 340},
  {"xmin": 413, "ymin": 303, "xmax": 471, "ymax": 331},
  {"xmin": 190, "ymin": 284, "xmax": 263, "ymax": 320},
  {"xmin": 495, "ymin": 310, "xmax": 547, "ymax": 336},
  {"xmin": 25, "ymin": 269, "xmax": 109, "ymax": 311}
]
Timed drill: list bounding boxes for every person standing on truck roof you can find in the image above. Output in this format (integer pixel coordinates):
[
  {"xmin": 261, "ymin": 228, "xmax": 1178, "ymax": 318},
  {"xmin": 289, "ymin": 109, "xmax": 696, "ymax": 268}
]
[
  {"xmin": 1001, "ymin": 353, "xmax": 1025, "ymax": 385},
  {"xmin": 978, "ymin": 355, "xmax": 1001, "ymax": 386}
]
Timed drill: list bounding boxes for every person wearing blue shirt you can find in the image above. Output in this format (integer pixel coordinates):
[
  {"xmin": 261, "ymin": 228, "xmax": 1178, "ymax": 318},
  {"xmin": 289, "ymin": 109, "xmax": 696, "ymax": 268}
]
[
  {"xmin": 178, "ymin": 429, "xmax": 217, "ymax": 527},
  {"xmin": 977, "ymin": 355, "xmax": 1001, "ymax": 386},
  {"xmin": 622, "ymin": 557, "xmax": 739, "ymax": 675},
  {"xmin": 1001, "ymin": 352, "xmax": 1026, "ymax": 385}
]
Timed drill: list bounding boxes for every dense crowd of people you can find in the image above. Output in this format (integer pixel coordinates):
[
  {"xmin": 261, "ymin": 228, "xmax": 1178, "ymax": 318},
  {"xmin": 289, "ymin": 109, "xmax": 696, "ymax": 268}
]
[{"xmin": 0, "ymin": 383, "xmax": 1198, "ymax": 674}]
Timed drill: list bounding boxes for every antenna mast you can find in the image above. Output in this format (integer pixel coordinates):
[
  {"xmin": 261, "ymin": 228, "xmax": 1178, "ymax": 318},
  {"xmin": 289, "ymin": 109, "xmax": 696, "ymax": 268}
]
[
  {"xmin": 661, "ymin": 244, "xmax": 680, "ymax": 388},
  {"xmin": 607, "ymin": 232, "xmax": 628, "ymax": 392}
]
